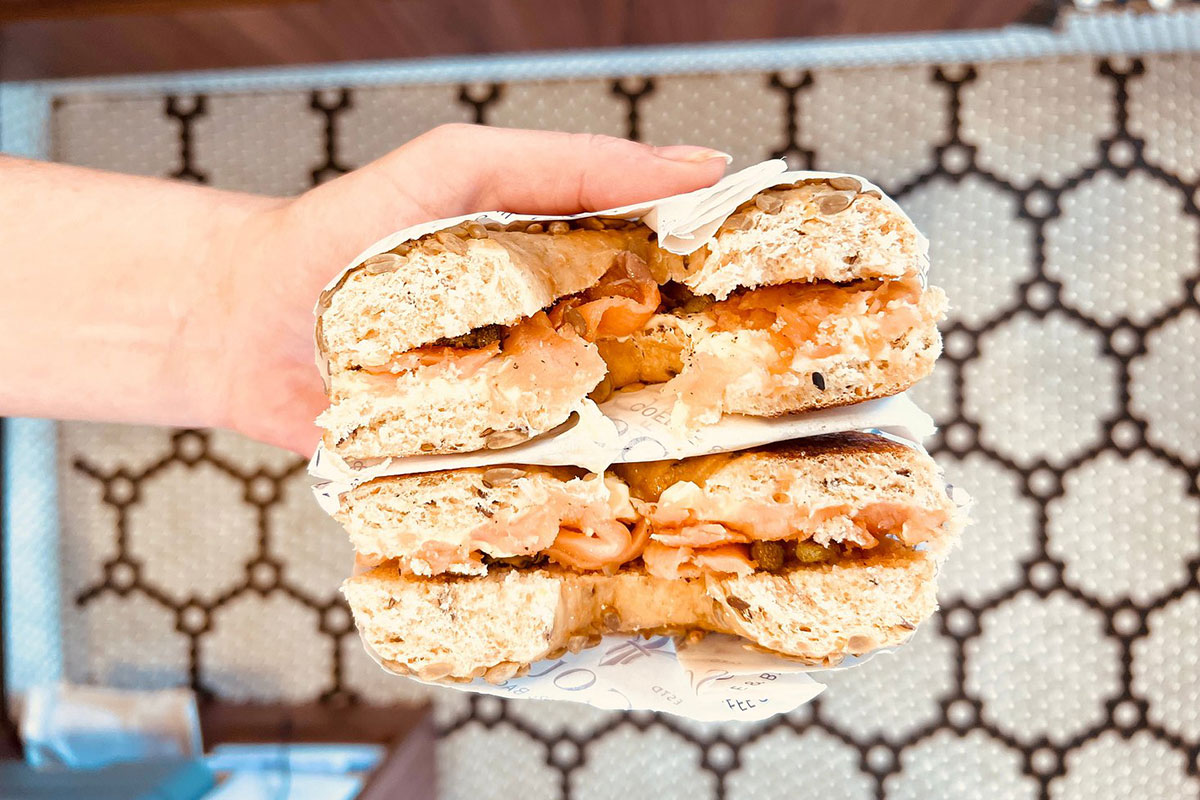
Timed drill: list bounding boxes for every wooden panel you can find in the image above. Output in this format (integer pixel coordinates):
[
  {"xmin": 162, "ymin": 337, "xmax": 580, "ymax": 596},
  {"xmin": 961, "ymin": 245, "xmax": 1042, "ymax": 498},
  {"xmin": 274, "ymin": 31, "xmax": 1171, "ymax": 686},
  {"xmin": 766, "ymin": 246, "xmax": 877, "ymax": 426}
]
[
  {"xmin": 0, "ymin": 0, "xmax": 1041, "ymax": 81},
  {"xmin": 199, "ymin": 700, "xmax": 431, "ymax": 745},
  {"xmin": 0, "ymin": 0, "xmax": 293, "ymax": 24}
]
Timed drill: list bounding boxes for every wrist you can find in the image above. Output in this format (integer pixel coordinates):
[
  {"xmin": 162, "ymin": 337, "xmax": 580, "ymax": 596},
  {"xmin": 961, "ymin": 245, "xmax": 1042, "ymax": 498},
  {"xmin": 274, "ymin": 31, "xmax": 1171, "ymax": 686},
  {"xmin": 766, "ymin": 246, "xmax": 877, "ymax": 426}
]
[{"xmin": 193, "ymin": 192, "xmax": 289, "ymax": 435}]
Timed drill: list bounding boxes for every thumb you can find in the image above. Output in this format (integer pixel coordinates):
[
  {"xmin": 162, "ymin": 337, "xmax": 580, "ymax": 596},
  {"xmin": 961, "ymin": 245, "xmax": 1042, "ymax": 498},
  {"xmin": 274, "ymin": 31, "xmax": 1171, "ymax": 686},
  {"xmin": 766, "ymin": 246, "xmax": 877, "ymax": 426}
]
[{"xmin": 371, "ymin": 124, "xmax": 730, "ymax": 217}]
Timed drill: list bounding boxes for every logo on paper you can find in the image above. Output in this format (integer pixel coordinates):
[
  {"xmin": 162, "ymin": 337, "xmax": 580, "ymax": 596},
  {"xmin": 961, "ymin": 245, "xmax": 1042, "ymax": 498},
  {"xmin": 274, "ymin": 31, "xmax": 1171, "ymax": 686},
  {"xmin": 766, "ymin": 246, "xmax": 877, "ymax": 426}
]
[{"xmin": 599, "ymin": 636, "xmax": 671, "ymax": 666}]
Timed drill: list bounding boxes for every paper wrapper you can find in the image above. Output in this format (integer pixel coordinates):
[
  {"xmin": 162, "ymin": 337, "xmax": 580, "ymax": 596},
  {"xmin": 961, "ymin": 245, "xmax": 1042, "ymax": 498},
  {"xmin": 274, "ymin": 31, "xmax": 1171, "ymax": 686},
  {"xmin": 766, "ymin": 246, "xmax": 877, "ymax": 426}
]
[
  {"xmin": 314, "ymin": 160, "xmax": 945, "ymax": 720},
  {"xmin": 310, "ymin": 392, "xmax": 934, "ymax": 513},
  {"xmin": 373, "ymin": 633, "xmax": 833, "ymax": 722}
]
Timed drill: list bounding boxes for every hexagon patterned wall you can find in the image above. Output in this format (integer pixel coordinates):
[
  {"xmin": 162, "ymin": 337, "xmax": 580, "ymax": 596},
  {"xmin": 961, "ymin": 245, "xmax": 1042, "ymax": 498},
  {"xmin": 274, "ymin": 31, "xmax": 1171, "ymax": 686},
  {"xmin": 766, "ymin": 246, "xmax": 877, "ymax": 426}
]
[{"xmin": 50, "ymin": 53, "xmax": 1200, "ymax": 799}]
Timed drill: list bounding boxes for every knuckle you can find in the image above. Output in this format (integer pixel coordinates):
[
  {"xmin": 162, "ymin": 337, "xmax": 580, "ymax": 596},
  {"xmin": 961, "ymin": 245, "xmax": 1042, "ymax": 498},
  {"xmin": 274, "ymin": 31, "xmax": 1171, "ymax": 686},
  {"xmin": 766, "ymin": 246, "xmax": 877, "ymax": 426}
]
[
  {"xmin": 572, "ymin": 131, "xmax": 626, "ymax": 155},
  {"xmin": 420, "ymin": 122, "xmax": 479, "ymax": 148}
]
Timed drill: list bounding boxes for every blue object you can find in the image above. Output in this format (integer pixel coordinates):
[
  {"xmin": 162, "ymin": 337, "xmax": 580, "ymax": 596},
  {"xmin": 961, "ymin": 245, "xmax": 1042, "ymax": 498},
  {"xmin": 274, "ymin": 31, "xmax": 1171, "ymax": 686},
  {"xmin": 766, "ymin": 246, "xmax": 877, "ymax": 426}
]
[{"xmin": 0, "ymin": 757, "xmax": 214, "ymax": 800}]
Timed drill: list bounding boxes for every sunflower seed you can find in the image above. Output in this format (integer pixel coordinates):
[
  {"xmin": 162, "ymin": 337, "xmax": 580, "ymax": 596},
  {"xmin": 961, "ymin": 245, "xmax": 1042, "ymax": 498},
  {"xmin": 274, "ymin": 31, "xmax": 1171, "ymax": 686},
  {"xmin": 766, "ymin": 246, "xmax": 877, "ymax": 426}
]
[
  {"xmin": 362, "ymin": 253, "xmax": 405, "ymax": 274},
  {"xmin": 578, "ymin": 217, "xmax": 605, "ymax": 231},
  {"xmin": 419, "ymin": 442, "xmax": 436, "ymax": 453},
  {"xmin": 484, "ymin": 662, "xmax": 519, "ymax": 683},
  {"xmin": 485, "ymin": 428, "xmax": 530, "ymax": 449},
  {"xmin": 317, "ymin": 289, "xmax": 335, "ymax": 312},
  {"xmin": 391, "ymin": 242, "xmax": 414, "ymax": 256},
  {"xmin": 847, "ymin": 634, "xmax": 876, "ymax": 653},
  {"xmin": 383, "ymin": 659, "xmax": 412, "ymax": 676},
  {"xmin": 724, "ymin": 212, "xmax": 753, "ymax": 231},
  {"xmin": 564, "ymin": 307, "xmax": 589, "ymax": 338},
  {"xmin": 417, "ymin": 661, "xmax": 454, "ymax": 681},
  {"xmin": 601, "ymin": 606, "xmax": 622, "ymax": 631},
  {"xmin": 863, "ymin": 189, "xmax": 882, "ymax": 200},
  {"xmin": 754, "ymin": 193, "xmax": 784, "ymax": 214},
  {"xmin": 526, "ymin": 222, "xmax": 545, "ymax": 234},
  {"xmin": 548, "ymin": 220, "xmax": 571, "ymax": 235},
  {"xmin": 618, "ymin": 251, "xmax": 649, "ymax": 280},
  {"xmin": 817, "ymin": 193, "xmax": 853, "ymax": 215},
  {"xmin": 481, "ymin": 467, "xmax": 525, "ymax": 488},
  {"xmin": 567, "ymin": 635, "xmax": 589, "ymax": 653},
  {"xmin": 434, "ymin": 230, "xmax": 467, "ymax": 254},
  {"xmin": 465, "ymin": 222, "xmax": 488, "ymax": 239},
  {"xmin": 828, "ymin": 176, "xmax": 862, "ymax": 192}
]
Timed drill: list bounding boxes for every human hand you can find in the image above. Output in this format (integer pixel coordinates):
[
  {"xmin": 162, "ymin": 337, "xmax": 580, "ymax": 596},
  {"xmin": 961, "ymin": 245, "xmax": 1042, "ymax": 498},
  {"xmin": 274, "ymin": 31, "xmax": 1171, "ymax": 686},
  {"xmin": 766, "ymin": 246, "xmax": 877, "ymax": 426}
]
[{"xmin": 219, "ymin": 125, "xmax": 729, "ymax": 455}]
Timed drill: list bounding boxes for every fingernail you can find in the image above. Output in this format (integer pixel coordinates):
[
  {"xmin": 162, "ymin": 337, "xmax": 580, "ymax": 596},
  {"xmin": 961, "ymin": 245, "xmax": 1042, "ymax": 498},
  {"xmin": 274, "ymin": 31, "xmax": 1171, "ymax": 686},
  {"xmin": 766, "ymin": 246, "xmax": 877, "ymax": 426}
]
[{"xmin": 655, "ymin": 145, "xmax": 733, "ymax": 165}]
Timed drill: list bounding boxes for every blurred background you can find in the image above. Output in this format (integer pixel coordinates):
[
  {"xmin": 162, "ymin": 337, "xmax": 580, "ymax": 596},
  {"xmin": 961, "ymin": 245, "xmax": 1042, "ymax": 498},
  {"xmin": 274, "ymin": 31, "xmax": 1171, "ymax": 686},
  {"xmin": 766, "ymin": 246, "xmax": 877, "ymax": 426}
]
[{"xmin": 3, "ymin": 1, "xmax": 1200, "ymax": 798}]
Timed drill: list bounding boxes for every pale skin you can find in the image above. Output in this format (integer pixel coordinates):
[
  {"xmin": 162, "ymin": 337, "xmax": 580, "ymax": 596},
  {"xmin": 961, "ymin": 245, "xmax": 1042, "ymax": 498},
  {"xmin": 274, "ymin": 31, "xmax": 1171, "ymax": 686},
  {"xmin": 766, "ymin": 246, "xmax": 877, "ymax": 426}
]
[{"xmin": 0, "ymin": 124, "xmax": 728, "ymax": 455}]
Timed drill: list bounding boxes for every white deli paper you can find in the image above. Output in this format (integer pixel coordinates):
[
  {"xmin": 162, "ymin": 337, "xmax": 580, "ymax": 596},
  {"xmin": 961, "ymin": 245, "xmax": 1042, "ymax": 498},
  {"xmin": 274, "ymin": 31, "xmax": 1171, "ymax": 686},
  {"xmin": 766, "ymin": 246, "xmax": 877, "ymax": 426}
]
[
  {"xmin": 394, "ymin": 634, "xmax": 827, "ymax": 723},
  {"xmin": 314, "ymin": 161, "xmax": 943, "ymax": 720},
  {"xmin": 310, "ymin": 392, "xmax": 934, "ymax": 514}
]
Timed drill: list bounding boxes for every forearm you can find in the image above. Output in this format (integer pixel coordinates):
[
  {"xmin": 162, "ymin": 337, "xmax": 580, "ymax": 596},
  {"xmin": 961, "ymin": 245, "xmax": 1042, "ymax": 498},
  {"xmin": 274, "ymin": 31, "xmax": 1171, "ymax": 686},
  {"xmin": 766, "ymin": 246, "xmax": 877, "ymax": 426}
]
[{"xmin": 0, "ymin": 156, "xmax": 280, "ymax": 429}]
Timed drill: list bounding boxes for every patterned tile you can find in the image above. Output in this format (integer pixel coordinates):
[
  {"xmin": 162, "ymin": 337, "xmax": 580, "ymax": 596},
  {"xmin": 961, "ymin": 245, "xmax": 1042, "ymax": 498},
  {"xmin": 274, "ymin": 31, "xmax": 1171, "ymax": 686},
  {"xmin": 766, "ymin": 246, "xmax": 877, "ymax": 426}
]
[
  {"xmin": 265, "ymin": 470, "xmax": 355, "ymax": 605},
  {"xmin": 1046, "ymin": 171, "xmax": 1197, "ymax": 326},
  {"xmin": 886, "ymin": 730, "xmax": 1037, "ymax": 800},
  {"xmin": 192, "ymin": 91, "xmax": 325, "ymax": 196},
  {"xmin": 439, "ymin": 721, "xmax": 559, "ymax": 800},
  {"xmin": 967, "ymin": 592, "xmax": 1120, "ymax": 745},
  {"xmin": 124, "ymin": 460, "xmax": 258, "ymax": 606},
  {"xmin": 966, "ymin": 311, "xmax": 1119, "ymax": 468},
  {"xmin": 45, "ymin": 49, "xmax": 1200, "ymax": 799},
  {"xmin": 68, "ymin": 591, "xmax": 190, "ymax": 690},
  {"xmin": 503, "ymin": 698, "xmax": 622, "ymax": 740},
  {"xmin": 488, "ymin": 78, "xmax": 627, "ymax": 137},
  {"xmin": 935, "ymin": 454, "xmax": 1039, "ymax": 606},
  {"xmin": 961, "ymin": 59, "xmax": 1114, "ymax": 187},
  {"xmin": 900, "ymin": 174, "xmax": 1034, "ymax": 328},
  {"xmin": 1048, "ymin": 452, "xmax": 1199, "ymax": 605},
  {"xmin": 1131, "ymin": 309, "xmax": 1200, "ymax": 464},
  {"xmin": 725, "ymin": 727, "xmax": 873, "ymax": 799},
  {"xmin": 199, "ymin": 590, "xmax": 332, "ymax": 702},
  {"xmin": 802, "ymin": 65, "xmax": 947, "ymax": 191},
  {"xmin": 639, "ymin": 73, "xmax": 787, "ymax": 168},
  {"xmin": 1050, "ymin": 730, "xmax": 1200, "ymax": 799},
  {"xmin": 816, "ymin": 626, "xmax": 957, "ymax": 744},
  {"xmin": 51, "ymin": 96, "xmax": 180, "ymax": 177},
  {"xmin": 335, "ymin": 85, "xmax": 474, "ymax": 171},
  {"xmin": 573, "ymin": 724, "xmax": 714, "ymax": 800},
  {"xmin": 1129, "ymin": 54, "xmax": 1200, "ymax": 185},
  {"xmin": 1133, "ymin": 592, "xmax": 1200, "ymax": 743}
]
